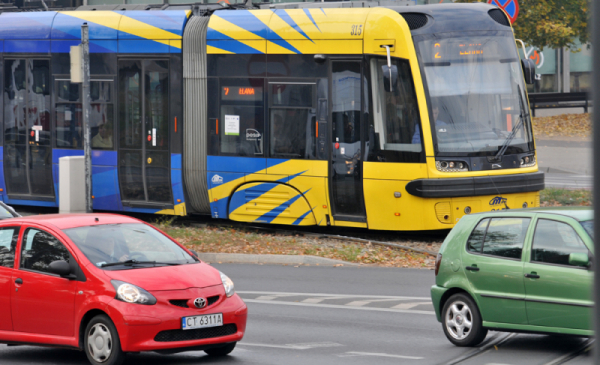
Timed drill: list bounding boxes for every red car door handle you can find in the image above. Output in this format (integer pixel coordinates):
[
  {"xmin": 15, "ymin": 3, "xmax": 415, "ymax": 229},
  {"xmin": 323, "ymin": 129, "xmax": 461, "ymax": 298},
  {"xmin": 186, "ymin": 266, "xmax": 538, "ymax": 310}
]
[
  {"xmin": 525, "ymin": 273, "xmax": 540, "ymax": 279},
  {"xmin": 15, "ymin": 278, "xmax": 23, "ymax": 285},
  {"xmin": 466, "ymin": 266, "xmax": 480, "ymax": 271}
]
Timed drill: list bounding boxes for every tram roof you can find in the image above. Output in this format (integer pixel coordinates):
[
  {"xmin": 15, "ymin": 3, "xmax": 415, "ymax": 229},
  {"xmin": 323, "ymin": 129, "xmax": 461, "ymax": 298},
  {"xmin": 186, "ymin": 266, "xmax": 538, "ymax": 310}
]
[
  {"xmin": 0, "ymin": 9, "xmax": 191, "ymax": 53},
  {"xmin": 0, "ymin": 2, "xmax": 510, "ymax": 54},
  {"xmin": 388, "ymin": 3, "xmax": 512, "ymax": 35}
]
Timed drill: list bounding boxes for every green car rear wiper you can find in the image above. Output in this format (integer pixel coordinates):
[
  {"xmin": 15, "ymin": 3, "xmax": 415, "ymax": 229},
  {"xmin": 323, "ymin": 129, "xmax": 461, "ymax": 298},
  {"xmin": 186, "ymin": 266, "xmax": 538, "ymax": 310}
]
[{"xmin": 101, "ymin": 260, "xmax": 181, "ymax": 268}]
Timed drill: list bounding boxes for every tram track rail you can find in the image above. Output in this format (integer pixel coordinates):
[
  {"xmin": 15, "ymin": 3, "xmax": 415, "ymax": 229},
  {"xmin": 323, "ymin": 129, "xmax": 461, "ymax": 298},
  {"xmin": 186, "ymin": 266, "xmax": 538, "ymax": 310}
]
[
  {"xmin": 441, "ymin": 332, "xmax": 593, "ymax": 365},
  {"xmin": 183, "ymin": 218, "xmax": 441, "ymax": 257},
  {"xmin": 14, "ymin": 203, "xmax": 443, "ymax": 257}
]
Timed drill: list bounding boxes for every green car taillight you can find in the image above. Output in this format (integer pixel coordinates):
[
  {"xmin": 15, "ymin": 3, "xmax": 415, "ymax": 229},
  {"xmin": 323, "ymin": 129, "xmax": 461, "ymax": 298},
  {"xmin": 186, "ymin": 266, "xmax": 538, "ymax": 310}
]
[{"xmin": 435, "ymin": 253, "xmax": 442, "ymax": 276}]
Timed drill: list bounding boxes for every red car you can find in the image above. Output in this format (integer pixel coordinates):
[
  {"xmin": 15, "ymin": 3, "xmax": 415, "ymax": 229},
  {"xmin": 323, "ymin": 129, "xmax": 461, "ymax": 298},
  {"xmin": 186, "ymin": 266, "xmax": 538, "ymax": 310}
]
[{"xmin": 0, "ymin": 213, "xmax": 247, "ymax": 365}]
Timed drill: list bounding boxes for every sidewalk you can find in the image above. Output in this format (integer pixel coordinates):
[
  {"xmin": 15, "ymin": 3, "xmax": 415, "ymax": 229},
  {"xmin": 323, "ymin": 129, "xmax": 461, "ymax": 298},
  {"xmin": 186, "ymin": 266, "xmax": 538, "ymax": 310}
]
[{"xmin": 536, "ymin": 137, "xmax": 592, "ymax": 176}]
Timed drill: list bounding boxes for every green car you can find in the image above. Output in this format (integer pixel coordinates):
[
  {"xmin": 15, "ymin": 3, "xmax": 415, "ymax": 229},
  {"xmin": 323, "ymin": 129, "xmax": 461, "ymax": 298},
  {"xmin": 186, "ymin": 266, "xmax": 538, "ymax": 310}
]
[{"xmin": 431, "ymin": 207, "xmax": 594, "ymax": 346}]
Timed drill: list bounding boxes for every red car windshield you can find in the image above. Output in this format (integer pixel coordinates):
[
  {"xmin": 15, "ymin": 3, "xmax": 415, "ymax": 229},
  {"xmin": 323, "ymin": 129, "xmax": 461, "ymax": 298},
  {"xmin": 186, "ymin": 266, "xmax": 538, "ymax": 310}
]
[{"xmin": 64, "ymin": 223, "xmax": 197, "ymax": 269}]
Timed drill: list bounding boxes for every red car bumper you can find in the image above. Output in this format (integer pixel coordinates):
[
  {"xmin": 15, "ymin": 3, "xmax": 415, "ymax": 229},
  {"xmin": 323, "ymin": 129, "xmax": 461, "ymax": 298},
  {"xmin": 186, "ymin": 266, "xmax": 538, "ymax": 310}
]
[{"xmin": 106, "ymin": 286, "xmax": 247, "ymax": 353}]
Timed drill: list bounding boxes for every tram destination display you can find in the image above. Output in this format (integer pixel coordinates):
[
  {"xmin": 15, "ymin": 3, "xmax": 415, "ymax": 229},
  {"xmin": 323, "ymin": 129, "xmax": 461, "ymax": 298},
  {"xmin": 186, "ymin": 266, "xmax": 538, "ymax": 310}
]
[{"xmin": 221, "ymin": 86, "xmax": 263, "ymax": 102}]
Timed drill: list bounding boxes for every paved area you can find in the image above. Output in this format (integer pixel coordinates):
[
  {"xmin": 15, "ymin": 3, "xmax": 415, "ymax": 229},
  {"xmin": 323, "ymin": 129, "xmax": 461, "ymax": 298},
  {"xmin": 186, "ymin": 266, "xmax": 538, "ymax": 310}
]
[
  {"xmin": 0, "ymin": 264, "xmax": 591, "ymax": 365},
  {"xmin": 536, "ymin": 138, "xmax": 593, "ymax": 190},
  {"xmin": 537, "ymin": 139, "xmax": 592, "ymax": 176}
]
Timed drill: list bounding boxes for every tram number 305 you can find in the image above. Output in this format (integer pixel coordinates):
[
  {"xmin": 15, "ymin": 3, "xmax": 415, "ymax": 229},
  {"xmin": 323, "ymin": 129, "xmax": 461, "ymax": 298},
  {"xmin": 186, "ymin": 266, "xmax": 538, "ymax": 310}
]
[{"xmin": 350, "ymin": 24, "xmax": 363, "ymax": 36}]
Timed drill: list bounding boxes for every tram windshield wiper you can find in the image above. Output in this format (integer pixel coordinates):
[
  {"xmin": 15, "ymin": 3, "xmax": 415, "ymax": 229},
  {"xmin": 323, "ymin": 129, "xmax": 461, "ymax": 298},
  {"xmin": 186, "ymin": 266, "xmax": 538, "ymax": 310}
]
[
  {"xmin": 101, "ymin": 260, "xmax": 181, "ymax": 268},
  {"xmin": 494, "ymin": 85, "xmax": 528, "ymax": 161}
]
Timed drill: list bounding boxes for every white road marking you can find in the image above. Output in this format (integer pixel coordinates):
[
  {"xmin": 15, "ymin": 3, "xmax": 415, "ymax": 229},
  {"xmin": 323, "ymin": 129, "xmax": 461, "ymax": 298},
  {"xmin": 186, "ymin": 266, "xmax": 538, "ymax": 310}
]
[
  {"xmin": 238, "ymin": 291, "xmax": 429, "ymax": 300},
  {"xmin": 244, "ymin": 299, "xmax": 435, "ymax": 315},
  {"xmin": 346, "ymin": 298, "xmax": 417, "ymax": 307},
  {"xmin": 302, "ymin": 296, "xmax": 349, "ymax": 304},
  {"xmin": 391, "ymin": 301, "xmax": 433, "ymax": 310},
  {"xmin": 338, "ymin": 351, "xmax": 423, "ymax": 360},
  {"xmin": 254, "ymin": 294, "xmax": 300, "ymax": 301},
  {"xmin": 239, "ymin": 342, "xmax": 343, "ymax": 350}
]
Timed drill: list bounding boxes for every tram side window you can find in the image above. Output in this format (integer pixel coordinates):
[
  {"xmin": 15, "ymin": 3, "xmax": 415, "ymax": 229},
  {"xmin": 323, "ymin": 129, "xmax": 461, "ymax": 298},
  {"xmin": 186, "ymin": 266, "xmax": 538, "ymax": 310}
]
[
  {"xmin": 4, "ymin": 60, "xmax": 27, "ymax": 145},
  {"xmin": 367, "ymin": 57, "xmax": 423, "ymax": 163},
  {"xmin": 269, "ymin": 83, "xmax": 316, "ymax": 159},
  {"xmin": 55, "ymin": 80, "xmax": 113, "ymax": 149},
  {"xmin": 217, "ymin": 80, "xmax": 264, "ymax": 157}
]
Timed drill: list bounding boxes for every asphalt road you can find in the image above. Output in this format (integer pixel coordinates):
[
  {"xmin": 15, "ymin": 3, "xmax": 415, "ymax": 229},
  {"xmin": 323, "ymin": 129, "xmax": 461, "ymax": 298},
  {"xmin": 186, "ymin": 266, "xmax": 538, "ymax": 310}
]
[{"xmin": 0, "ymin": 264, "xmax": 592, "ymax": 365}]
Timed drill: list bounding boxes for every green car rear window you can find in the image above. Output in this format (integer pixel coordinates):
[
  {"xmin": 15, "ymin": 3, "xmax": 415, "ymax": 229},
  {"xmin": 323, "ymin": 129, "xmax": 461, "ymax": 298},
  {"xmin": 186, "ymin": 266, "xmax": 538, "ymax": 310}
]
[
  {"xmin": 581, "ymin": 220, "xmax": 593, "ymax": 239},
  {"xmin": 467, "ymin": 217, "xmax": 531, "ymax": 260},
  {"xmin": 467, "ymin": 218, "xmax": 489, "ymax": 253}
]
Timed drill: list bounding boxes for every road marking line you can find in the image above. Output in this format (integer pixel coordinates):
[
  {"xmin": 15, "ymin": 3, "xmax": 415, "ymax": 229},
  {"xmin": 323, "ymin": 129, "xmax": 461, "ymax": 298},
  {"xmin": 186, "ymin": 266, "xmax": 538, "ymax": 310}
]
[
  {"xmin": 239, "ymin": 342, "xmax": 343, "ymax": 350},
  {"xmin": 302, "ymin": 296, "xmax": 349, "ymax": 303},
  {"xmin": 338, "ymin": 351, "xmax": 423, "ymax": 360},
  {"xmin": 238, "ymin": 343, "xmax": 304, "ymax": 349},
  {"xmin": 254, "ymin": 294, "xmax": 300, "ymax": 301},
  {"xmin": 244, "ymin": 299, "xmax": 435, "ymax": 315},
  {"xmin": 391, "ymin": 301, "xmax": 433, "ymax": 310},
  {"xmin": 346, "ymin": 298, "xmax": 421, "ymax": 307},
  {"xmin": 238, "ymin": 291, "xmax": 429, "ymax": 300}
]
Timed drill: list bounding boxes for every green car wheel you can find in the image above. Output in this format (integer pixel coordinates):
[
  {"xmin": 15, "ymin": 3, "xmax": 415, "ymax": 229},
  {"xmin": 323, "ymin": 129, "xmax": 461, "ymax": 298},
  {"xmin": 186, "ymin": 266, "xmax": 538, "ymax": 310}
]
[{"xmin": 442, "ymin": 293, "xmax": 488, "ymax": 347}]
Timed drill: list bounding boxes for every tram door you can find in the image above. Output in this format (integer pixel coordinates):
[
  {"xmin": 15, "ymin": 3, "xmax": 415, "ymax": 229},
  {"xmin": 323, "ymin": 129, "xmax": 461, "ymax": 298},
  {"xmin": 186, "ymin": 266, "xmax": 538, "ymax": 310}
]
[
  {"xmin": 118, "ymin": 60, "xmax": 172, "ymax": 206},
  {"xmin": 329, "ymin": 61, "xmax": 366, "ymax": 221},
  {"xmin": 3, "ymin": 59, "xmax": 54, "ymax": 200}
]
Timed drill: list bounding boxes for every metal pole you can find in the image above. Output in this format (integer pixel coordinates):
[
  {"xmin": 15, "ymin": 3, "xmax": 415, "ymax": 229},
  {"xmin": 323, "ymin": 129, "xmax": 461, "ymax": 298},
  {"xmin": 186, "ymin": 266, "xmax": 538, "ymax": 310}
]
[
  {"xmin": 81, "ymin": 24, "xmax": 92, "ymax": 213},
  {"xmin": 593, "ymin": 0, "xmax": 600, "ymax": 361}
]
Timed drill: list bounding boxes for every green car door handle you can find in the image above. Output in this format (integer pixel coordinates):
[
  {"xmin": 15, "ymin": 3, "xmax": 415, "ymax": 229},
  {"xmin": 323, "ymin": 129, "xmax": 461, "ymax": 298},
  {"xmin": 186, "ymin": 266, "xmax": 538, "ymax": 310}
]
[
  {"xmin": 465, "ymin": 266, "xmax": 480, "ymax": 271},
  {"xmin": 525, "ymin": 273, "xmax": 540, "ymax": 279}
]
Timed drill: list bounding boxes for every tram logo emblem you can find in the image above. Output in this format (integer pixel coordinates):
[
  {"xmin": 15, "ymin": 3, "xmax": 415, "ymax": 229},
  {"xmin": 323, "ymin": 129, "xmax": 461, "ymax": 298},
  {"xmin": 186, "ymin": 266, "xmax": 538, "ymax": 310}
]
[
  {"xmin": 489, "ymin": 196, "xmax": 507, "ymax": 206},
  {"xmin": 211, "ymin": 174, "xmax": 224, "ymax": 185},
  {"xmin": 246, "ymin": 129, "xmax": 262, "ymax": 141}
]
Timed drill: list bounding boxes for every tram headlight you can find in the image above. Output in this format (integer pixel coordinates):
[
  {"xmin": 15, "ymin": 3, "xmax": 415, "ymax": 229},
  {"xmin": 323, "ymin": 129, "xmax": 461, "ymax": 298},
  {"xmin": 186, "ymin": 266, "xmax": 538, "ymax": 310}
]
[
  {"xmin": 520, "ymin": 155, "xmax": 536, "ymax": 168},
  {"xmin": 436, "ymin": 160, "xmax": 469, "ymax": 173}
]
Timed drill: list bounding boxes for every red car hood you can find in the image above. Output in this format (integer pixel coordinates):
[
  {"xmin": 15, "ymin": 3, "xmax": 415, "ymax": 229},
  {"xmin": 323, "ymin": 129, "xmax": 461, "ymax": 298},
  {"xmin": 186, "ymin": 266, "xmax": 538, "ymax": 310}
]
[{"xmin": 103, "ymin": 262, "xmax": 222, "ymax": 291}]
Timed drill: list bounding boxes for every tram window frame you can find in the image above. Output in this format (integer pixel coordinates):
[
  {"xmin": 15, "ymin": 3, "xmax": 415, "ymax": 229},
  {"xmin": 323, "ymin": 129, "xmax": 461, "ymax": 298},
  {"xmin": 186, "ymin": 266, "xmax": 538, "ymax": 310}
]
[
  {"xmin": 53, "ymin": 76, "xmax": 115, "ymax": 150},
  {"xmin": 214, "ymin": 78, "xmax": 265, "ymax": 158},
  {"xmin": 366, "ymin": 56, "xmax": 424, "ymax": 163},
  {"xmin": 268, "ymin": 81, "xmax": 318, "ymax": 160}
]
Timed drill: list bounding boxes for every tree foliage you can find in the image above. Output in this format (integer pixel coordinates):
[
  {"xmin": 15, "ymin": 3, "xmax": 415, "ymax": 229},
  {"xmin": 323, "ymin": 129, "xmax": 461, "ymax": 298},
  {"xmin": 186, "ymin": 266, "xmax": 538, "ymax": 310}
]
[{"xmin": 454, "ymin": 0, "xmax": 590, "ymax": 51}]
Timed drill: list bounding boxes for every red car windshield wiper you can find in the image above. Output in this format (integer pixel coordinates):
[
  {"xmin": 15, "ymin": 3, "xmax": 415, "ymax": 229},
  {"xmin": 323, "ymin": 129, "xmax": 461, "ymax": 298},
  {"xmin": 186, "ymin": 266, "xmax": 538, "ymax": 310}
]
[{"xmin": 101, "ymin": 260, "xmax": 181, "ymax": 268}]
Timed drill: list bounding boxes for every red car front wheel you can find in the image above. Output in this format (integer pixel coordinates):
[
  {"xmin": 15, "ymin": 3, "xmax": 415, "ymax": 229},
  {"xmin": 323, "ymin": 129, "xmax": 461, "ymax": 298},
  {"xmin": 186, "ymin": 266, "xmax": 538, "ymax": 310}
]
[{"xmin": 84, "ymin": 315, "xmax": 125, "ymax": 365}]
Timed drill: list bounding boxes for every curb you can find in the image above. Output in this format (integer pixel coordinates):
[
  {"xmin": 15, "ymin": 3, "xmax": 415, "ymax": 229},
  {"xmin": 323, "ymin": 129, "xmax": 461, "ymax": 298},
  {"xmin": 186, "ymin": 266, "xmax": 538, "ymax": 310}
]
[
  {"xmin": 197, "ymin": 253, "xmax": 358, "ymax": 267},
  {"xmin": 539, "ymin": 166, "xmax": 588, "ymax": 175}
]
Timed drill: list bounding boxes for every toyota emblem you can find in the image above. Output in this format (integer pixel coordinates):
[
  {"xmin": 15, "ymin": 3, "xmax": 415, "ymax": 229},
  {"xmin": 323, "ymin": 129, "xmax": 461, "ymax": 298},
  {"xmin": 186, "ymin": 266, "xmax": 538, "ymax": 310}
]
[{"xmin": 194, "ymin": 297, "xmax": 207, "ymax": 309}]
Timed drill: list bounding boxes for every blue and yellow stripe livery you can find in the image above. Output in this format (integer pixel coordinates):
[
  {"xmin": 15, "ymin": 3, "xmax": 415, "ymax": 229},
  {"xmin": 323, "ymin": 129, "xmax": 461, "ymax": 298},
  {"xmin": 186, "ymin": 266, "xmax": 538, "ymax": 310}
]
[{"xmin": 0, "ymin": 10, "xmax": 190, "ymax": 53}]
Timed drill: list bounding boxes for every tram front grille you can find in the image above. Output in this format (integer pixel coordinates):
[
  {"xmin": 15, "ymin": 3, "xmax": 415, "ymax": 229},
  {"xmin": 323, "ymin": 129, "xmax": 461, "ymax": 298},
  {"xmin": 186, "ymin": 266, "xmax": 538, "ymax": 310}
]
[
  {"xmin": 488, "ymin": 9, "xmax": 510, "ymax": 27},
  {"xmin": 400, "ymin": 13, "xmax": 428, "ymax": 30}
]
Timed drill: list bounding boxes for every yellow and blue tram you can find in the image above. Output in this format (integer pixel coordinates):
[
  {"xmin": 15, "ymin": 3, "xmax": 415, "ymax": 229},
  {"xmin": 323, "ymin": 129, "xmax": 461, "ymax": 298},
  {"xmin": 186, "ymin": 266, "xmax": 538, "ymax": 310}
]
[{"xmin": 0, "ymin": 2, "xmax": 543, "ymax": 230}]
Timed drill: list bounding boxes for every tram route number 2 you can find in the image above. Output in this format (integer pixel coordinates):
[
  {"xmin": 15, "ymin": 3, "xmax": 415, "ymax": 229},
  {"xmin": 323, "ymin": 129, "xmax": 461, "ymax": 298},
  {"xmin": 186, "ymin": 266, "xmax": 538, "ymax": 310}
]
[{"xmin": 350, "ymin": 24, "xmax": 363, "ymax": 36}]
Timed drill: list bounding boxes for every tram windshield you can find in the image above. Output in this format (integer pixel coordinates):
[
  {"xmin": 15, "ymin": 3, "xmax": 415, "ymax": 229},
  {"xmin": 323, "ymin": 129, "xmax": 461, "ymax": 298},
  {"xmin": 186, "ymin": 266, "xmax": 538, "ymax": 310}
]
[{"xmin": 416, "ymin": 31, "xmax": 534, "ymax": 156}]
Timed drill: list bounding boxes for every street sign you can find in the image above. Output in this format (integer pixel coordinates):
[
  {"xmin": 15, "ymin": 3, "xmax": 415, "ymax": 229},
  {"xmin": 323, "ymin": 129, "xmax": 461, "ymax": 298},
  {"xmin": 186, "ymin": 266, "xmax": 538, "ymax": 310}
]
[{"xmin": 487, "ymin": 0, "xmax": 519, "ymax": 24}]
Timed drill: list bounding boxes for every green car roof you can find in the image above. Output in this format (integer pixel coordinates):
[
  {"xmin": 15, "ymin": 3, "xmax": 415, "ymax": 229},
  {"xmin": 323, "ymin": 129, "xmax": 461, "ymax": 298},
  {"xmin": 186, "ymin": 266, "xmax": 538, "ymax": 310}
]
[{"xmin": 473, "ymin": 206, "xmax": 593, "ymax": 222}]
